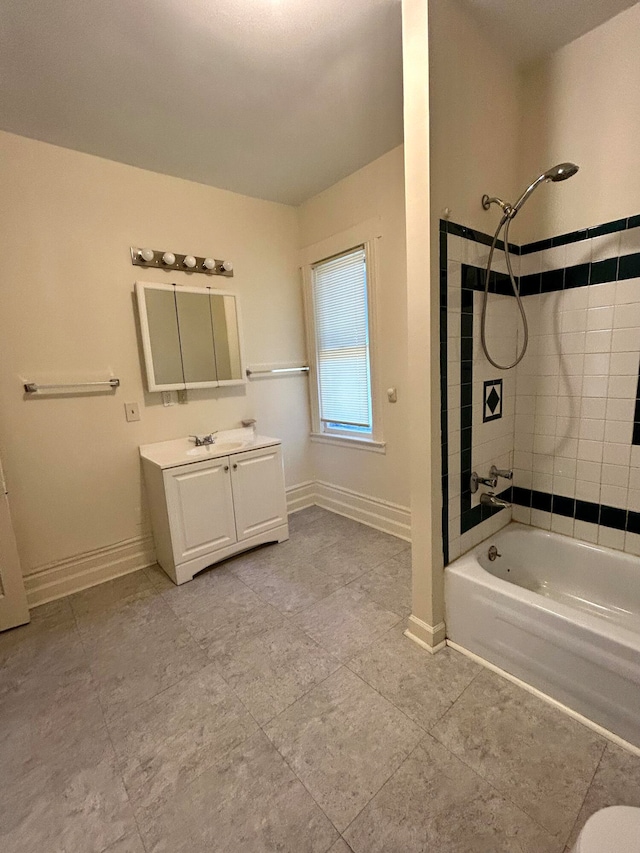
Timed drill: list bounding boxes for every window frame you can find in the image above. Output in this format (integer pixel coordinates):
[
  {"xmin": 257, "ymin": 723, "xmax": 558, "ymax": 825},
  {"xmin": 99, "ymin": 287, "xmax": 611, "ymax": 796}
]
[{"xmin": 301, "ymin": 220, "xmax": 384, "ymax": 453}]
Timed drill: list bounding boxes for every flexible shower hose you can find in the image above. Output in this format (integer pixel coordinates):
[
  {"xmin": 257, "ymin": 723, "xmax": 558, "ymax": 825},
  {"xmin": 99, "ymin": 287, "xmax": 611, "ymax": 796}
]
[{"xmin": 480, "ymin": 213, "xmax": 529, "ymax": 370}]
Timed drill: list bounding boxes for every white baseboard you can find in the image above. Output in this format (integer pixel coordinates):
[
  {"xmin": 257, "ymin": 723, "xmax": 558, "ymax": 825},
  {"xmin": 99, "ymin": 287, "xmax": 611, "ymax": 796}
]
[
  {"xmin": 314, "ymin": 480, "xmax": 411, "ymax": 541},
  {"xmin": 24, "ymin": 534, "xmax": 156, "ymax": 608},
  {"xmin": 286, "ymin": 481, "xmax": 317, "ymax": 514},
  {"xmin": 25, "ymin": 479, "xmax": 410, "ymax": 608}
]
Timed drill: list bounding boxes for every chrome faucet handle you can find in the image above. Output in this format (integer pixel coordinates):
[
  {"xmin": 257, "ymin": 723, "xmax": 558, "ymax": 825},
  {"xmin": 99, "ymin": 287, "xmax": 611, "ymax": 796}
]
[
  {"xmin": 189, "ymin": 435, "xmax": 204, "ymax": 446},
  {"xmin": 470, "ymin": 472, "xmax": 498, "ymax": 493},
  {"xmin": 490, "ymin": 465, "xmax": 513, "ymax": 480}
]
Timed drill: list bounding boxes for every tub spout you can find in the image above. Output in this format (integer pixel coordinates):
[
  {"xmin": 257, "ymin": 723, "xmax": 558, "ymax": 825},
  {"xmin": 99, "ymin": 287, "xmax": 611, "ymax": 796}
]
[{"xmin": 480, "ymin": 492, "xmax": 512, "ymax": 509}]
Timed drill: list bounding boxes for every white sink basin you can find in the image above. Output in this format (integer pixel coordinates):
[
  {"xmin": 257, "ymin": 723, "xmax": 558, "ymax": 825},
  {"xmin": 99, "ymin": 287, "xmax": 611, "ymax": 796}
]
[
  {"xmin": 186, "ymin": 441, "xmax": 245, "ymax": 457},
  {"xmin": 140, "ymin": 429, "xmax": 280, "ymax": 470}
]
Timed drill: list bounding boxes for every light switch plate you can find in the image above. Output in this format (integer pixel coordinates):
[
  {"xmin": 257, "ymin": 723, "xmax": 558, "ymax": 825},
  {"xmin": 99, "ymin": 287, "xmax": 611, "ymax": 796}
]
[{"xmin": 125, "ymin": 402, "xmax": 140, "ymax": 422}]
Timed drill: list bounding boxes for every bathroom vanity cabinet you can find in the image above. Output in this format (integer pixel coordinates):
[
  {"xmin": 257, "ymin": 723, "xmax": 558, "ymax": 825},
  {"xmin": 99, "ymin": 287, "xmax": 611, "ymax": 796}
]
[{"xmin": 140, "ymin": 432, "xmax": 288, "ymax": 584}]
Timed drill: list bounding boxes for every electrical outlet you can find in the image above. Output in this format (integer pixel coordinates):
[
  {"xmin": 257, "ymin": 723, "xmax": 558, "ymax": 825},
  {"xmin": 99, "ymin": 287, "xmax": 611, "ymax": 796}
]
[
  {"xmin": 161, "ymin": 391, "xmax": 175, "ymax": 407},
  {"xmin": 124, "ymin": 402, "xmax": 140, "ymax": 422},
  {"xmin": 177, "ymin": 389, "xmax": 188, "ymax": 404}
]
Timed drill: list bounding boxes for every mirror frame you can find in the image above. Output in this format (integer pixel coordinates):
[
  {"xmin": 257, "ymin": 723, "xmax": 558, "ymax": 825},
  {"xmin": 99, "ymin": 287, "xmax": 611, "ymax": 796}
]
[{"xmin": 135, "ymin": 281, "xmax": 246, "ymax": 391}]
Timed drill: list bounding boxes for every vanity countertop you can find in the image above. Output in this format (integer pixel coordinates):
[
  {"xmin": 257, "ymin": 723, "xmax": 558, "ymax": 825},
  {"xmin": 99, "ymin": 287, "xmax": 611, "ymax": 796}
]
[{"xmin": 140, "ymin": 428, "xmax": 280, "ymax": 470}]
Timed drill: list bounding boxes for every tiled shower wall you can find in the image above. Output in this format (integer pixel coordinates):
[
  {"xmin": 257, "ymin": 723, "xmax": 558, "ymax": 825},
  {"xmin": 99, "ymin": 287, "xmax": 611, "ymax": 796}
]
[{"xmin": 440, "ymin": 216, "xmax": 640, "ymax": 564}]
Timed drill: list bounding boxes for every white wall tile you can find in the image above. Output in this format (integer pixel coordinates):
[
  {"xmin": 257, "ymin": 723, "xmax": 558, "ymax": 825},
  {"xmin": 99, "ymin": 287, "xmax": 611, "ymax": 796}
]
[
  {"xmin": 584, "ymin": 330, "xmax": 612, "ymax": 353},
  {"xmin": 609, "ymin": 351, "xmax": 639, "ymax": 376},
  {"xmin": 607, "ymin": 375, "xmax": 637, "ymax": 398},
  {"xmin": 530, "ymin": 509, "xmax": 551, "ymax": 530},
  {"xmin": 600, "ymin": 484, "xmax": 628, "ymax": 507},
  {"xmin": 552, "ymin": 476, "xmax": 575, "ymax": 497},
  {"xmin": 576, "ymin": 460, "xmax": 601, "ymax": 482},
  {"xmin": 551, "ymin": 514, "xmax": 574, "ymax": 536},
  {"xmin": 583, "ymin": 353, "xmax": 610, "ymax": 375},
  {"xmin": 614, "ymin": 277, "xmax": 640, "ymax": 305},
  {"xmin": 586, "ymin": 306, "xmax": 614, "ymax": 331},
  {"xmin": 611, "ymin": 329, "xmax": 639, "ymax": 352},
  {"xmin": 575, "ymin": 480, "xmax": 600, "ymax": 502},
  {"xmin": 604, "ymin": 420, "xmax": 632, "ymax": 444},
  {"xmin": 561, "ymin": 309, "xmax": 587, "ymax": 333},
  {"xmin": 601, "ymin": 464, "xmax": 629, "ymax": 487},
  {"xmin": 624, "ymin": 531, "xmax": 640, "ymax": 556},
  {"xmin": 587, "ymin": 282, "xmax": 616, "ymax": 308},
  {"xmin": 564, "ymin": 240, "xmax": 591, "ymax": 267},
  {"xmin": 582, "ymin": 375, "xmax": 608, "ymax": 397},
  {"xmin": 577, "ymin": 439, "xmax": 603, "ymax": 462},
  {"xmin": 573, "ymin": 520, "xmax": 598, "ymax": 543},
  {"xmin": 448, "ymin": 537, "xmax": 461, "ymax": 561},
  {"xmin": 597, "ymin": 526, "xmax": 625, "ymax": 551},
  {"xmin": 578, "ymin": 419, "xmax": 605, "ymax": 441},
  {"xmin": 512, "ymin": 504, "xmax": 531, "ymax": 525},
  {"xmin": 603, "ymin": 443, "xmax": 631, "ymax": 466},
  {"xmin": 613, "ymin": 302, "xmax": 640, "ymax": 329},
  {"xmin": 605, "ymin": 398, "xmax": 634, "ymax": 421}
]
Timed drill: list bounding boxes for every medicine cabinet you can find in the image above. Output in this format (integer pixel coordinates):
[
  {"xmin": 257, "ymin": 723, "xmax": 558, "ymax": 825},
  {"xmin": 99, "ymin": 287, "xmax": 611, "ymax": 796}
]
[{"xmin": 135, "ymin": 282, "xmax": 245, "ymax": 391}]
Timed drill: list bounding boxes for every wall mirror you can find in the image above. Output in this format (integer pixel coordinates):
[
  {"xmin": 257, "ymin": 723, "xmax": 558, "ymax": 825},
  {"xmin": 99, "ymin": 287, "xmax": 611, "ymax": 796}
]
[{"xmin": 136, "ymin": 281, "xmax": 245, "ymax": 391}]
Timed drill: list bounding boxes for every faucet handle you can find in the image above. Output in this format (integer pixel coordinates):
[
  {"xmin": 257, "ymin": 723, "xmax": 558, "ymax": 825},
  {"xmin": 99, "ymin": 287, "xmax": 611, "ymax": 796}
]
[
  {"xmin": 490, "ymin": 465, "xmax": 513, "ymax": 480},
  {"xmin": 189, "ymin": 435, "xmax": 203, "ymax": 446}
]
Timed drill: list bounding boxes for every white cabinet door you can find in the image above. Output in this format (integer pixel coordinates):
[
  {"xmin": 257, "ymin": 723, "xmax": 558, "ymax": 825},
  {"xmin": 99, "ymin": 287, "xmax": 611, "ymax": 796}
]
[
  {"xmin": 230, "ymin": 445, "xmax": 287, "ymax": 541},
  {"xmin": 164, "ymin": 457, "xmax": 236, "ymax": 565}
]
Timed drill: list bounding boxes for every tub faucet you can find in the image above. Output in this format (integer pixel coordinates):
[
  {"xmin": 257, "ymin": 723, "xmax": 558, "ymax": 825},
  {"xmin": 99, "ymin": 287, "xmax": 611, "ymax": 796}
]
[{"xmin": 480, "ymin": 492, "xmax": 512, "ymax": 509}]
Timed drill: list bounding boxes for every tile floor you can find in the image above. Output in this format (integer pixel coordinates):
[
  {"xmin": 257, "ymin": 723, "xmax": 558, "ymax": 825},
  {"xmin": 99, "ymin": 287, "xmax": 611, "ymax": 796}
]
[{"xmin": 2, "ymin": 506, "xmax": 640, "ymax": 852}]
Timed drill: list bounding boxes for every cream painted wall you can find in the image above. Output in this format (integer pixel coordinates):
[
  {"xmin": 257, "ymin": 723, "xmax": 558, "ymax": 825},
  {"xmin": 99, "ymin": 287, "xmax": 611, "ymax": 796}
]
[
  {"xmin": 518, "ymin": 3, "xmax": 640, "ymax": 242},
  {"xmin": 297, "ymin": 146, "xmax": 410, "ymax": 508},
  {"xmin": 428, "ymin": 0, "xmax": 522, "ymax": 233},
  {"xmin": 0, "ymin": 130, "xmax": 310, "ymax": 576}
]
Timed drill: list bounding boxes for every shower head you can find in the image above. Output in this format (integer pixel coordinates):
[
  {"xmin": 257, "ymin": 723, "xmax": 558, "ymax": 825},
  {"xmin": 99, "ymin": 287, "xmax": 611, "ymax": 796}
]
[
  {"xmin": 510, "ymin": 162, "xmax": 579, "ymax": 216},
  {"xmin": 544, "ymin": 162, "xmax": 580, "ymax": 182}
]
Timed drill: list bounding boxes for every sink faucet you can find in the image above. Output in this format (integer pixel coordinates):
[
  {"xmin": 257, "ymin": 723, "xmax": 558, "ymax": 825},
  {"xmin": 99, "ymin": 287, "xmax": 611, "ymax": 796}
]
[
  {"xmin": 480, "ymin": 492, "xmax": 512, "ymax": 509},
  {"xmin": 189, "ymin": 432, "xmax": 217, "ymax": 447}
]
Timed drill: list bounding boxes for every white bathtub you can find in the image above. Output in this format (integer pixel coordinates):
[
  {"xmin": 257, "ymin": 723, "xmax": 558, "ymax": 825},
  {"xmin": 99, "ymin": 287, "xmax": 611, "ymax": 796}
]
[{"xmin": 445, "ymin": 523, "xmax": 640, "ymax": 747}]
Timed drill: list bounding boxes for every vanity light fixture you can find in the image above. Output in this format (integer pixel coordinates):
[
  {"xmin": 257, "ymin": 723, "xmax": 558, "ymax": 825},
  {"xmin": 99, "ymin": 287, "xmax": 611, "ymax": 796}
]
[{"xmin": 130, "ymin": 247, "xmax": 234, "ymax": 277}]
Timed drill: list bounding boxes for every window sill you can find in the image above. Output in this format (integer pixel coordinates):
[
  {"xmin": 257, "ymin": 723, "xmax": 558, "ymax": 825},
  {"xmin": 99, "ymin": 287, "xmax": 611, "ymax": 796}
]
[{"xmin": 310, "ymin": 432, "xmax": 386, "ymax": 454}]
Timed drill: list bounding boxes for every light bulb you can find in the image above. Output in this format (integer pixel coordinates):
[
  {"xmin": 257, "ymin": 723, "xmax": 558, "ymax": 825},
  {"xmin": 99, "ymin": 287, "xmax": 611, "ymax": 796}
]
[
  {"xmin": 221, "ymin": 260, "xmax": 233, "ymax": 272},
  {"xmin": 139, "ymin": 248, "xmax": 154, "ymax": 262},
  {"xmin": 162, "ymin": 252, "xmax": 176, "ymax": 265},
  {"xmin": 202, "ymin": 257, "xmax": 216, "ymax": 270},
  {"xmin": 183, "ymin": 255, "xmax": 197, "ymax": 269}
]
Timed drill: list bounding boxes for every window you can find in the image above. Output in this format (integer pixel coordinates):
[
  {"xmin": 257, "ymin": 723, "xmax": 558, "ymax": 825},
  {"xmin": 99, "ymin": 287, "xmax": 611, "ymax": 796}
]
[{"xmin": 303, "ymin": 237, "xmax": 382, "ymax": 450}]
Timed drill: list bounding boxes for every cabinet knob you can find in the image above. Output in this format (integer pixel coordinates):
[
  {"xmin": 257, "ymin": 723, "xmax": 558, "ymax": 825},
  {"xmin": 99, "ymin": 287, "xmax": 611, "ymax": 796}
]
[
  {"xmin": 224, "ymin": 465, "xmax": 229, "ymax": 471},
  {"xmin": 232, "ymin": 463, "xmax": 238, "ymax": 470}
]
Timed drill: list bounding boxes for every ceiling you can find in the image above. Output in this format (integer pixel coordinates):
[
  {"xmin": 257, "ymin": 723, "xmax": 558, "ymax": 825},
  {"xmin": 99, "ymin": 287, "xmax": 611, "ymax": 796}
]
[
  {"xmin": 463, "ymin": 0, "xmax": 639, "ymax": 65},
  {"xmin": 0, "ymin": 1, "xmax": 636, "ymax": 205},
  {"xmin": 0, "ymin": 0, "xmax": 403, "ymax": 206}
]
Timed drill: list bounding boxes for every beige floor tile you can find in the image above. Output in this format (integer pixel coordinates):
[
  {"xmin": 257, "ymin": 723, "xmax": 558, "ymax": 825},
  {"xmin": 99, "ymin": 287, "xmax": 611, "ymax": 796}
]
[
  {"xmin": 249, "ymin": 561, "xmax": 345, "ymax": 613},
  {"xmin": 264, "ymin": 667, "xmax": 423, "ymax": 832},
  {"xmin": 217, "ymin": 621, "xmax": 340, "ymax": 724},
  {"xmin": 431, "ymin": 669, "xmax": 606, "ymax": 843},
  {"xmin": 344, "ymin": 734, "xmax": 559, "ymax": 853},
  {"xmin": 136, "ymin": 730, "xmax": 338, "ymax": 853},
  {"xmin": 292, "ymin": 586, "xmax": 401, "ymax": 662},
  {"xmin": 347, "ymin": 627, "xmax": 481, "ymax": 730},
  {"xmin": 108, "ymin": 663, "xmax": 258, "ymax": 810}
]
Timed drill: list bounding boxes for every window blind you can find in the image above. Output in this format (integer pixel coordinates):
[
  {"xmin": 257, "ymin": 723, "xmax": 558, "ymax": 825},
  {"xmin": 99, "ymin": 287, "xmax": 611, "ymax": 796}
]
[{"xmin": 312, "ymin": 246, "xmax": 372, "ymax": 430}]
